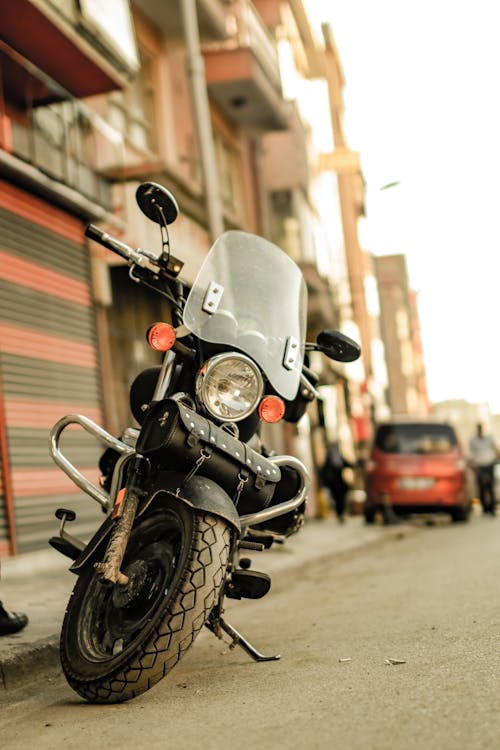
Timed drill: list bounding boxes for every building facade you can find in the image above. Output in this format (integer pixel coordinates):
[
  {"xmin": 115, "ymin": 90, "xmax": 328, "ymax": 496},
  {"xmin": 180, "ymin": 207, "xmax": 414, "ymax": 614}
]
[
  {"xmin": 0, "ymin": 0, "xmax": 140, "ymax": 554},
  {"xmin": 0, "ymin": 0, "xmax": 387, "ymax": 554},
  {"xmin": 374, "ymin": 253, "xmax": 429, "ymax": 418}
]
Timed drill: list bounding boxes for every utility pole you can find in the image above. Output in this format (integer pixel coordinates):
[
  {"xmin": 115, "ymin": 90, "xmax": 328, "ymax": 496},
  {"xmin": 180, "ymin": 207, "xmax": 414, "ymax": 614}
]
[
  {"xmin": 319, "ymin": 23, "xmax": 372, "ymax": 380},
  {"xmin": 181, "ymin": 0, "xmax": 224, "ymax": 242}
]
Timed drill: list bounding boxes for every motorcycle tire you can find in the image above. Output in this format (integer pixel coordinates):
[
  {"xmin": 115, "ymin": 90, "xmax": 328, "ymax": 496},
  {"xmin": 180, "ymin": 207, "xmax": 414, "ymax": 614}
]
[{"xmin": 60, "ymin": 498, "xmax": 231, "ymax": 703}]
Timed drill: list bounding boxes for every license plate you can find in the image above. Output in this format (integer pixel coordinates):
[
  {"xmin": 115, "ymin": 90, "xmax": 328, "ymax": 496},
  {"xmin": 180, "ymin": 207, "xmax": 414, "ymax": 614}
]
[{"xmin": 399, "ymin": 477, "xmax": 435, "ymax": 490}]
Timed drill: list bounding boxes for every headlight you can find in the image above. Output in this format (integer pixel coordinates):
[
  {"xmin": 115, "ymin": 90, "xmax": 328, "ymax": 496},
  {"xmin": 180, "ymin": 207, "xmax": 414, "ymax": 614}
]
[{"xmin": 196, "ymin": 353, "xmax": 264, "ymax": 422}]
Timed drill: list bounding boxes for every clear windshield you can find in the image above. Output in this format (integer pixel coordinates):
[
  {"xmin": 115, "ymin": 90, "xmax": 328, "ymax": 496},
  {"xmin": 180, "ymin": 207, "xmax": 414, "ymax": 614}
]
[{"xmin": 183, "ymin": 231, "xmax": 307, "ymax": 400}]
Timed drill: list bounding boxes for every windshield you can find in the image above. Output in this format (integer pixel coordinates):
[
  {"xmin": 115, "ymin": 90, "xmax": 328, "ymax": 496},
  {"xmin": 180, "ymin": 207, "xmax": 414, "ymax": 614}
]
[{"xmin": 183, "ymin": 231, "xmax": 307, "ymax": 400}]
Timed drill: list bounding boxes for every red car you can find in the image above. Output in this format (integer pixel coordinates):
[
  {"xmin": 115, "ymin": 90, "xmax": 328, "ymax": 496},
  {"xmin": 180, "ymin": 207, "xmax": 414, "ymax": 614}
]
[{"xmin": 364, "ymin": 420, "xmax": 471, "ymax": 523}]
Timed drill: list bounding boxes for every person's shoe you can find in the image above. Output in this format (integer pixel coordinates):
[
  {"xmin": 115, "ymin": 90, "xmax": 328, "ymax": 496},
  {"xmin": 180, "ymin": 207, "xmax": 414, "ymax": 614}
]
[{"xmin": 0, "ymin": 609, "xmax": 28, "ymax": 636}]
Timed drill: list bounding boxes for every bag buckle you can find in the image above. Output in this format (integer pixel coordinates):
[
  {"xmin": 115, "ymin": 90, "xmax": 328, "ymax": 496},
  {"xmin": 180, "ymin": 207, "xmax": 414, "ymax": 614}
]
[
  {"xmin": 181, "ymin": 446, "xmax": 212, "ymax": 486},
  {"xmin": 233, "ymin": 470, "xmax": 249, "ymax": 507}
]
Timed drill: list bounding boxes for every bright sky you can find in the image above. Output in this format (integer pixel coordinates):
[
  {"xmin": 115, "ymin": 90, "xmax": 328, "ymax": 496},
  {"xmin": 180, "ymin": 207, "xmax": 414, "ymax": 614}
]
[{"xmin": 305, "ymin": 0, "xmax": 500, "ymax": 413}]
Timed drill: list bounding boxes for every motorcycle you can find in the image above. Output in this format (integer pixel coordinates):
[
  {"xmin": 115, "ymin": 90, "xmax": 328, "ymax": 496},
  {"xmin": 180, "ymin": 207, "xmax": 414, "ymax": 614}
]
[{"xmin": 48, "ymin": 182, "xmax": 361, "ymax": 703}]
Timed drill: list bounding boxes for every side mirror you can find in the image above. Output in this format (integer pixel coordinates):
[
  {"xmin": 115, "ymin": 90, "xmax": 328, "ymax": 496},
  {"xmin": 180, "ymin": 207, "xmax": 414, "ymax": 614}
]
[
  {"xmin": 315, "ymin": 330, "xmax": 361, "ymax": 363},
  {"xmin": 136, "ymin": 182, "xmax": 179, "ymax": 225}
]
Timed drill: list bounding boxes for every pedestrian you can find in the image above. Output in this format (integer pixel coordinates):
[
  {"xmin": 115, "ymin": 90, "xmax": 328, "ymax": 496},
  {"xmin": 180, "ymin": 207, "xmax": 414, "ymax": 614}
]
[
  {"xmin": 0, "ymin": 561, "xmax": 28, "ymax": 636},
  {"xmin": 320, "ymin": 441, "xmax": 353, "ymax": 523},
  {"xmin": 0, "ymin": 600, "xmax": 28, "ymax": 636},
  {"xmin": 468, "ymin": 422, "xmax": 499, "ymax": 515}
]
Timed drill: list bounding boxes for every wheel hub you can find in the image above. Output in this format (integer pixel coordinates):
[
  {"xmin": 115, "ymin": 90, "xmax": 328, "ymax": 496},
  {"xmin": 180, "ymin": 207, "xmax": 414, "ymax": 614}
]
[{"xmin": 112, "ymin": 560, "xmax": 152, "ymax": 608}]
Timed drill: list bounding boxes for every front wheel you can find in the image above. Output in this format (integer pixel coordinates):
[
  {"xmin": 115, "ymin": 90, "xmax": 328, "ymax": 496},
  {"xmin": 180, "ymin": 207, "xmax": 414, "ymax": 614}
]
[{"xmin": 60, "ymin": 499, "xmax": 231, "ymax": 703}]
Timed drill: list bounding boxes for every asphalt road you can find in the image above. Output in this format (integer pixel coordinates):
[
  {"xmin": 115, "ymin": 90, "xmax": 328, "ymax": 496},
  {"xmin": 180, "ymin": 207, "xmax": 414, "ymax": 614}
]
[{"xmin": 1, "ymin": 511, "xmax": 499, "ymax": 750}]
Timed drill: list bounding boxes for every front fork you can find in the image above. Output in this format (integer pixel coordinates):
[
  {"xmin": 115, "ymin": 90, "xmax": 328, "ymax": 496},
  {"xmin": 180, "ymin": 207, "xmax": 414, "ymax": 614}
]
[{"xmin": 94, "ymin": 456, "xmax": 150, "ymax": 586}]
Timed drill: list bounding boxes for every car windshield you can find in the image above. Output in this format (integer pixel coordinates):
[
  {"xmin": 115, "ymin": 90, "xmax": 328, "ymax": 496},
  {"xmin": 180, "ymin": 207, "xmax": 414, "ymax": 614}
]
[
  {"xmin": 375, "ymin": 423, "xmax": 458, "ymax": 455},
  {"xmin": 183, "ymin": 230, "xmax": 307, "ymax": 400}
]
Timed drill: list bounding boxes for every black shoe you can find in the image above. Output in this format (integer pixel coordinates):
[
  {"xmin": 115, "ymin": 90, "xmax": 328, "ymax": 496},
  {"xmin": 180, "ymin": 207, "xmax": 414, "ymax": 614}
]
[{"xmin": 0, "ymin": 610, "xmax": 28, "ymax": 636}]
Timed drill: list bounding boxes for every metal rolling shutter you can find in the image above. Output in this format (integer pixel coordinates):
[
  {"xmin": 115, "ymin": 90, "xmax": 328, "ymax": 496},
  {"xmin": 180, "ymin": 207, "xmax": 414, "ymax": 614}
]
[{"xmin": 0, "ymin": 180, "xmax": 104, "ymax": 554}]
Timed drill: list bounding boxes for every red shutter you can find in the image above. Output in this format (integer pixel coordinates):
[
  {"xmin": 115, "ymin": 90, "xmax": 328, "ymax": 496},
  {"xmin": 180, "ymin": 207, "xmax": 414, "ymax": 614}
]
[{"xmin": 0, "ymin": 179, "xmax": 104, "ymax": 555}]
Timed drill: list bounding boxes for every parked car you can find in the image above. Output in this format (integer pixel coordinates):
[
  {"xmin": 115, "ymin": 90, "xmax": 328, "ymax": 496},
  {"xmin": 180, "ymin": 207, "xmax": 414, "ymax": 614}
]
[{"xmin": 363, "ymin": 419, "xmax": 471, "ymax": 523}]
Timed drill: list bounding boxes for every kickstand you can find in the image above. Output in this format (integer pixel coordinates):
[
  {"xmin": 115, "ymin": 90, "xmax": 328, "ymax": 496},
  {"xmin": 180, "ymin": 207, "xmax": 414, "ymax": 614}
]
[{"xmin": 206, "ymin": 614, "xmax": 280, "ymax": 663}]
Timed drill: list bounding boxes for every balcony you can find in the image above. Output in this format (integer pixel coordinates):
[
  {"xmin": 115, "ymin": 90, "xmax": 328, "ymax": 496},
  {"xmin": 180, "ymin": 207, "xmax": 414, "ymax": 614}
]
[
  {"xmin": 0, "ymin": 41, "xmax": 118, "ymax": 211},
  {"xmin": 0, "ymin": 0, "xmax": 135, "ymax": 98},
  {"xmin": 203, "ymin": 1, "xmax": 289, "ymax": 131},
  {"xmin": 133, "ymin": 0, "xmax": 229, "ymax": 41},
  {"xmin": 252, "ymin": 0, "xmax": 325, "ymax": 77},
  {"xmin": 262, "ymin": 104, "xmax": 310, "ymax": 191}
]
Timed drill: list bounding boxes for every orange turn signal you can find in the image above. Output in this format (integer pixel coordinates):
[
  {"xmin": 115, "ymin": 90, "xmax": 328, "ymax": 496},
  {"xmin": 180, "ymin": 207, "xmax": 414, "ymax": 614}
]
[
  {"xmin": 147, "ymin": 322, "xmax": 176, "ymax": 351},
  {"xmin": 258, "ymin": 395, "xmax": 285, "ymax": 423}
]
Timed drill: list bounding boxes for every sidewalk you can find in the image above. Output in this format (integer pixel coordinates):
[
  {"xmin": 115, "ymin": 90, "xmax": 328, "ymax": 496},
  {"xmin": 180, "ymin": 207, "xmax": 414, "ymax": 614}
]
[{"xmin": 0, "ymin": 514, "xmax": 399, "ymax": 692}]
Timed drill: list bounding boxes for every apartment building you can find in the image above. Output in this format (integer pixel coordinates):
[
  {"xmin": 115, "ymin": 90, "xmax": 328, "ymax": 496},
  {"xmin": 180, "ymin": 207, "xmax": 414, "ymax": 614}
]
[{"xmin": 0, "ymin": 0, "xmax": 374, "ymax": 554}]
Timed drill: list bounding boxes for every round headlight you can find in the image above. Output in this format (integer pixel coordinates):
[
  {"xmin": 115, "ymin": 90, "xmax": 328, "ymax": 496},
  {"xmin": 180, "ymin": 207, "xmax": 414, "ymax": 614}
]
[{"xmin": 196, "ymin": 353, "xmax": 264, "ymax": 422}]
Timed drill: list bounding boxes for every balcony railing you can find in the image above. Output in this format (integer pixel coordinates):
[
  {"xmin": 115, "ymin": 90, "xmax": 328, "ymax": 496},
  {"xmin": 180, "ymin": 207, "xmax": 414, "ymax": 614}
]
[
  {"xmin": 230, "ymin": 1, "xmax": 282, "ymax": 92},
  {"xmin": 203, "ymin": 0, "xmax": 288, "ymax": 130},
  {"xmin": 0, "ymin": 40, "xmax": 122, "ymax": 210},
  {"xmin": 132, "ymin": 0, "xmax": 229, "ymax": 41}
]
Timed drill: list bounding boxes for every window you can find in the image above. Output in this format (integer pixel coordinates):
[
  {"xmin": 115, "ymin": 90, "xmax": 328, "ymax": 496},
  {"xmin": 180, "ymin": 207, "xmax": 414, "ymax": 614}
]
[
  {"xmin": 107, "ymin": 31, "xmax": 159, "ymax": 156},
  {"xmin": 375, "ymin": 423, "xmax": 458, "ymax": 454},
  {"xmin": 213, "ymin": 130, "xmax": 243, "ymax": 219}
]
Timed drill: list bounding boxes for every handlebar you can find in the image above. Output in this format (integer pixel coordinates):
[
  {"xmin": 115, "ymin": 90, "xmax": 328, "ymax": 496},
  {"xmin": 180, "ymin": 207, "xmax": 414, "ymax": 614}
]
[
  {"xmin": 85, "ymin": 224, "xmax": 162, "ymax": 275},
  {"xmin": 85, "ymin": 224, "xmax": 133, "ymax": 261}
]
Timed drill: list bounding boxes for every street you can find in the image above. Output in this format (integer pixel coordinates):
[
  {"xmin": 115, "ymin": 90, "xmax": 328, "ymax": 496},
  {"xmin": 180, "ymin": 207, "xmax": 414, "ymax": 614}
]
[{"xmin": 1, "ymin": 510, "xmax": 500, "ymax": 750}]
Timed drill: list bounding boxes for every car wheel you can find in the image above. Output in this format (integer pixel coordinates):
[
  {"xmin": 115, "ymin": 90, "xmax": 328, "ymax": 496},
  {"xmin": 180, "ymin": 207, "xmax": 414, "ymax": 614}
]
[{"xmin": 450, "ymin": 506, "xmax": 470, "ymax": 523}]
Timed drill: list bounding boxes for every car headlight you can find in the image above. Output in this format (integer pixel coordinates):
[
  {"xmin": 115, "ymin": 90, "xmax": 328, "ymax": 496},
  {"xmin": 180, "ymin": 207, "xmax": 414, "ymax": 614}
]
[{"xmin": 196, "ymin": 353, "xmax": 264, "ymax": 422}]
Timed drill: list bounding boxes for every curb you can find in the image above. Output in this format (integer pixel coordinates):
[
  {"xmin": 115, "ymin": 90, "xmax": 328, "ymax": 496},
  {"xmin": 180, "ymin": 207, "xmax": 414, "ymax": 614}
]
[{"xmin": 0, "ymin": 638, "xmax": 60, "ymax": 693}]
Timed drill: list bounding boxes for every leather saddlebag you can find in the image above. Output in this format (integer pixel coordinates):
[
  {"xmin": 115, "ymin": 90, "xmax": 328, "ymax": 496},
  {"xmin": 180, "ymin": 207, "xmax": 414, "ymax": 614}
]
[{"xmin": 136, "ymin": 398, "xmax": 282, "ymax": 513}]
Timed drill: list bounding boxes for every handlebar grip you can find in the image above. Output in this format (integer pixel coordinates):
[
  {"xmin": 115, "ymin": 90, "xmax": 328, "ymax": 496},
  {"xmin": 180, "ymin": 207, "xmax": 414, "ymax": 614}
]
[
  {"xmin": 85, "ymin": 224, "xmax": 133, "ymax": 261},
  {"xmin": 85, "ymin": 223, "xmax": 107, "ymax": 243}
]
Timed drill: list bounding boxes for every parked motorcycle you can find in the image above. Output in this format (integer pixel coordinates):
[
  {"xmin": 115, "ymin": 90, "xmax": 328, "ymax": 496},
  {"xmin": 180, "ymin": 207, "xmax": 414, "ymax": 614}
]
[{"xmin": 48, "ymin": 182, "xmax": 361, "ymax": 703}]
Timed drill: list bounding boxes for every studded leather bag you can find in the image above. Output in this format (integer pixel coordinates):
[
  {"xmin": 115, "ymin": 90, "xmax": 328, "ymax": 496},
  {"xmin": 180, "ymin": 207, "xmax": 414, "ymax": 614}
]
[{"xmin": 136, "ymin": 398, "xmax": 282, "ymax": 512}]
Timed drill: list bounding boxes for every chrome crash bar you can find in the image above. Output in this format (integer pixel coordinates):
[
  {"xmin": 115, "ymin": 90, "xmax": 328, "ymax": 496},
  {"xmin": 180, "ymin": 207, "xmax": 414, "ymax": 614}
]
[
  {"xmin": 238, "ymin": 455, "xmax": 310, "ymax": 532},
  {"xmin": 50, "ymin": 417, "xmax": 309, "ymax": 526},
  {"xmin": 49, "ymin": 415, "xmax": 137, "ymax": 512}
]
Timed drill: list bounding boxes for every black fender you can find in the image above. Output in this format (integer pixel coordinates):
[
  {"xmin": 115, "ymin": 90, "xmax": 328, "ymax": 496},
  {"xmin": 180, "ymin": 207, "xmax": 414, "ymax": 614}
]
[
  {"xmin": 140, "ymin": 471, "xmax": 240, "ymax": 531},
  {"xmin": 70, "ymin": 471, "xmax": 240, "ymax": 574}
]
